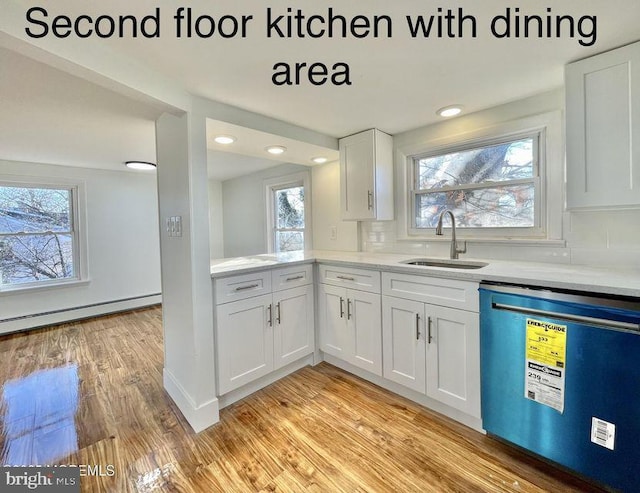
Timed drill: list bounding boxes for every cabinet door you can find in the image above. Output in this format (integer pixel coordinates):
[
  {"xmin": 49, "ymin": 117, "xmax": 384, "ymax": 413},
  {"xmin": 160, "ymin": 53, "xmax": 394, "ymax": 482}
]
[
  {"xmin": 273, "ymin": 284, "xmax": 315, "ymax": 369},
  {"xmin": 425, "ymin": 305, "xmax": 480, "ymax": 417},
  {"xmin": 348, "ymin": 289, "xmax": 382, "ymax": 376},
  {"xmin": 566, "ymin": 42, "xmax": 640, "ymax": 208},
  {"xmin": 340, "ymin": 130, "xmax": 376, "ymax": 220},
  {"xmin": 382, "ymin": 296, "xmax": 426, "ymax": 393},
  {"xmin": 216, "ymin": 294, "xmax": 274, "ymax": 395},
  {"xmin": 318, "ymin": 284, "xmax": 348, "ymax": 359}
]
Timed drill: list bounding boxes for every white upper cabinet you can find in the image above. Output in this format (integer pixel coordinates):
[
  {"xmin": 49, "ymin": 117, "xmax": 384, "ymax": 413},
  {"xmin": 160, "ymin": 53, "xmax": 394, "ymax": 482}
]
[
  {"xmin": 566, "ymin": 41, "xmax": 640, "ymax": 208},
  {"xmin": 339, "ymin": 128, "xmax": 394, "ymax": 220}
]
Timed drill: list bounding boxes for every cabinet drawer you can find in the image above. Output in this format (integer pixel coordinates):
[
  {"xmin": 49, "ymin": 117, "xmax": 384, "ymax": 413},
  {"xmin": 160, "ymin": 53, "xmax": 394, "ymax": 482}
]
[
  {"xmin": 215, "ymin": 271, "xmax": 272, "ymax": 304},
  {"xmin": 272, "ymin": 264, "xmax": 313, "ymax": 292},
  {"xmin": 319, "ymin": 264, "xmax": 381, "ymax": 293},
  {"xmin": 382, "ymin": 272, "xmax": 478, "ymax": 311}
]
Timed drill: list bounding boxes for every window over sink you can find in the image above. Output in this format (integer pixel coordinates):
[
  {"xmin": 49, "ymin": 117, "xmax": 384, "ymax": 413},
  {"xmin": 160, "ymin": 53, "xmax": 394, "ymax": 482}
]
[
  {"xmin": 400, "ymin": 110, "xmax": 563, "ymax": 242},
  {"xmin": 412, "ymin": 134, "xmax": 540, "ymax": 231}
]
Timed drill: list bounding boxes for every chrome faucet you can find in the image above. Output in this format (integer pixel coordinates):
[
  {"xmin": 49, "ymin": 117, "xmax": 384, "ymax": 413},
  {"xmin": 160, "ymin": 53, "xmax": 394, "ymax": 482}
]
[{"xmin": 436, "ymin": 210, "xmax": 467, "ymax": 260}]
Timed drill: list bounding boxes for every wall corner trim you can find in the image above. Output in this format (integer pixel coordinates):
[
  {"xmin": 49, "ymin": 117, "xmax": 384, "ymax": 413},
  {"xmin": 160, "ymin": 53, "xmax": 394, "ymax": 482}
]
[{"xmin": 163, "ymin": 368, "xmax": 220, "ymax": 433}]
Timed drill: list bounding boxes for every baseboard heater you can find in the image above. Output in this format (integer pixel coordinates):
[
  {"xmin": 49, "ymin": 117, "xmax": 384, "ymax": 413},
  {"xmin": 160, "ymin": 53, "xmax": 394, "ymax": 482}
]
[{"xmin": 0, "ymin": 293, "xmax": 162, "ymax": 334}]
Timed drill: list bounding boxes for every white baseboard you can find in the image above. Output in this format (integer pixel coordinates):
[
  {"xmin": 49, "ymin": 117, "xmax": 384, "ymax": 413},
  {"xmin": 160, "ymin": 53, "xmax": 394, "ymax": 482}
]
[
  {"xmin": 0, "ymin": 294, "xmax": 162, "ymax": 335},
  {"xmin": 163, "ymin": 368, "xmax": 220, "ymax": 433},
  {"xmin": 322, "ymin": 353, "xmax": 484, "ymax": 433}
]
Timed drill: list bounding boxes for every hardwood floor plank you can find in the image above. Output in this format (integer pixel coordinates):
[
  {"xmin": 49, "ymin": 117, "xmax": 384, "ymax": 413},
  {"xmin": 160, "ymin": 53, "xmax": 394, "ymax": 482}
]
[{"xmin": 0, "ymin": 306, "xmax": 608, "ymax": 492}]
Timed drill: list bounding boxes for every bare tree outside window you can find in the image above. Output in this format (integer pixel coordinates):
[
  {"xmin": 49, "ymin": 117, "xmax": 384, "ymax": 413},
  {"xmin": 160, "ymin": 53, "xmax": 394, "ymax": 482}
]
[
  {"xmin": 0, "ymin": 185, "xmax": 75, "ymax": 286},
  {"xmin": 274, "ymin": 185, "xmax": 304, "ymax": 252},
  {"xmin": 413, "ymin": 136, "xmax": 538, "ymax": 229}
]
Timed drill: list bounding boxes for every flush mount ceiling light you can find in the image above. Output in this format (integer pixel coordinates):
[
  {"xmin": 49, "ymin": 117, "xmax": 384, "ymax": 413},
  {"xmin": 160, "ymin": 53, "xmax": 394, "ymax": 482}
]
[
  {"xmin": 265, "ymin": 145, "xmax": 287, "ymax": 155},
  {"xmin": 311, "ymin": 157, "xmax": 328, "ymax": 164},
  {"xmin": 213, "ymin": 135, "xmax": 236, "ymax": 145},
  {"xmin": 125, "ymin": 161, "xmax": 156, "ymax": 170},
  {"xmin": 437, "ymin": 105, "xmax": 463, "ymax": 118}
]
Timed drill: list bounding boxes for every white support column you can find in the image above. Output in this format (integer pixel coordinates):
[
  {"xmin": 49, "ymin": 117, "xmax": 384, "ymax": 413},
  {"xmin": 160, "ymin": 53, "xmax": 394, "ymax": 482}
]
[{"xmin": 156, "ymin": 111, "xmax": 219, "ymax": 432}]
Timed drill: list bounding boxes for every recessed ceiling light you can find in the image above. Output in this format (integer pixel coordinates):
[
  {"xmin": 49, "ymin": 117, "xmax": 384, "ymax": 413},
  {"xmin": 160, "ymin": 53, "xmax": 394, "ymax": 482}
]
[
  {"xmin": 311, "ymin": 157, "xmax": 328, "ymax": 164},
  {"xmin": 265, "ymin": 145, "xmax": 286, "ymax": 155},
  {"xmin": 214, "ymin": 135, "xmax": 236, "ymax": 145},
  {"xmin": 437, "ymin": 105, "xmax": 463, "ymax": 118},
  {"xmin": 125, "ymin": 161, "xmax": 156, "ymax": 170}
]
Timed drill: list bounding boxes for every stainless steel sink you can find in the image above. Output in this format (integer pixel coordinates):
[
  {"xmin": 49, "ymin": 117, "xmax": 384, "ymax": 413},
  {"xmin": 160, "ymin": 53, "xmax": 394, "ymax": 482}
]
[{"xmin": 401, "ymin": 258, "xmax": 488, "ymax": 269}]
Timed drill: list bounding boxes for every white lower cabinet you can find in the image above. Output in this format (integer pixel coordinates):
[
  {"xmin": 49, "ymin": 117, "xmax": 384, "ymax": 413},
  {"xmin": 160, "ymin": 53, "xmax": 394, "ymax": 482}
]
[
  {"xmin": 425, "ymin": 304, "xmax": 480, "ymax": 417},
  {"xmin": 318, "ymin": 283, "xmax": 382, "ymax": 376},
  {"xmin": 214, "ymin": 262, "xmax": 481, "ymax": 425},
  {"xmin": 217, "ymin": 294, "xmax": 274, "ymax": 394},
  {"xmin": 382, "ymin": 273, "xmax": 481, "ymax": 418},
  {"xmin": 215, "ymin": 265, "xmax": 314, "ymax": 395},
  {"xmin": 273, "ymin": 284, "xmax": 315, "ymax": 369},
  {"xmin": 382, "ymin": 296, "xmax": 426, "ymax": 393}
]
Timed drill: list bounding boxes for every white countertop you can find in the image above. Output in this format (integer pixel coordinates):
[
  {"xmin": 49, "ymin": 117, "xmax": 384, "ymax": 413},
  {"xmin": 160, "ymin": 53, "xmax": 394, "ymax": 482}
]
[{"xmin": 211, "ymin": 250, "xmax": 640, "ymax": 298}]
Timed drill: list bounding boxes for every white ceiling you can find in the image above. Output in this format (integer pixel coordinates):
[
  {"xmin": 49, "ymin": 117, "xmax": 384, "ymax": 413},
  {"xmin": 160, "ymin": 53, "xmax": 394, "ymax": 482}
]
[
  {"xmin": 0, "ymin": 46, "xmax": 159, "ymax": 171},
  {"xmin": 1, "ymin": 0, "xmax": 640, "ymax": 177}
]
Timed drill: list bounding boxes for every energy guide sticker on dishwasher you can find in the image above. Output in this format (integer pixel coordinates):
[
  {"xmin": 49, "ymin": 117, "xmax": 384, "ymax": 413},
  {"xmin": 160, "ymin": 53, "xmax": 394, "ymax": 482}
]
[{"xmin": 524, "ymin": 318, "xmax": 567, "ymax": 413}]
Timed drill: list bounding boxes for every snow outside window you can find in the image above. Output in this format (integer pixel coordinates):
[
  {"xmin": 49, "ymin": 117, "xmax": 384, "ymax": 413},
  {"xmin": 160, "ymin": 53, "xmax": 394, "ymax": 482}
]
[{"xmin": 0, "ymin": 183, "xmax": 82, "ymax": 289}]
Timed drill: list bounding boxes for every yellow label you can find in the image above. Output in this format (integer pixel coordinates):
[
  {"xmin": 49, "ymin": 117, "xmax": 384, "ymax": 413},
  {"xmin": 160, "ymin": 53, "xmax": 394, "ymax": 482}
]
[{"xmin": 526, "ymin": 318, "xmax": 567, "ymax": 368}]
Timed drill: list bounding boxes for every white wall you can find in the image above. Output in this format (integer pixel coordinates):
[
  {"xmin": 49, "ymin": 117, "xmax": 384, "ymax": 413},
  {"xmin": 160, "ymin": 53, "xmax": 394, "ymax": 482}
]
[
  {"xmin": 311, "ymin": 160, "xmax": 359, "ymax": 252},
  {"xmin": 0, "ymin": 160, "xmax": 161, "ymax": 333},
  {"xmin": 222, "ymin": 163, "xmax": 308, "ymax": 257},
  {"xmin": 208, "ymin": 179, "xmax": 224, "ymax": 260}
]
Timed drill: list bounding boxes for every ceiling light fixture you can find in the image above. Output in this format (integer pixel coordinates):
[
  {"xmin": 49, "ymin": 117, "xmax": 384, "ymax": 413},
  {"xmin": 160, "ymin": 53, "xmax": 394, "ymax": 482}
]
[
  {"xmin": 265, "ymin": 145, "xmax": 286, "ymax": 155},
  {"xmin": 311, "ymin": 157, "xmax": 328, "ymax": 164},
  {"xmin": 437, "ymin": 105, "xmax": 463, "ymax": 118},
  {"xmin": 125, "ymin": 161, "xmax": 156, "ymax": 170},
  {"xmin": 214, "ymin": 135, "xmax": 236, "ymax": 145},
  {"xmin": 436, "ymin": 104, "xmax": 462, "ymax": 118}
]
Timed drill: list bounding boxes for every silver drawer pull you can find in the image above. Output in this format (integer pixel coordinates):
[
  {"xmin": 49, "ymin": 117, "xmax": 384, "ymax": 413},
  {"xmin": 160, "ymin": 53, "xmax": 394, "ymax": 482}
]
[
  {"xmin": 337, "ymin": 275, "xmax": 355, "ymax": 281},
  {"xmin": 235, "ymin": 283, "xmax": 259, "ymax": 291},
  {"xmin": 286, "ymin": 275, "xmax": 304, "ymax": 281}
]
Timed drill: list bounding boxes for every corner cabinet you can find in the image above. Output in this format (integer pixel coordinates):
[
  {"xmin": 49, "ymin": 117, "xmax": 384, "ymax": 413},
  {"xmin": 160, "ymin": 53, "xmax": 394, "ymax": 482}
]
[
  {"xmin": 317, "ymin": 264, "xmax": 383, "ymax": 376},
  {"xmin": 214, "ymin": 264, "xmax": 314, "ymax": 395},
  {"xmin": 381, "ymin": 272, "xmax": 480, "ymax": 418},
  {"xmin": 339, "ymin": 129, "xmax": 394, "ymax": 220},
  {"xmin": 565, "ymin": 41, "xmax": 640, "ymax": 208}
]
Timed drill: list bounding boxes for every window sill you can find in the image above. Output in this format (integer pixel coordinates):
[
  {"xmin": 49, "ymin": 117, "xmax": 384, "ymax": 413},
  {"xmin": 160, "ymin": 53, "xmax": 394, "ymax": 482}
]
[
  {"xmin": 396, "ymin": 236, "xmax": 567, "ymax": 247},
  {"xmin": 0, "ymin": 278, "xmax": 91, "ymax": 296}
]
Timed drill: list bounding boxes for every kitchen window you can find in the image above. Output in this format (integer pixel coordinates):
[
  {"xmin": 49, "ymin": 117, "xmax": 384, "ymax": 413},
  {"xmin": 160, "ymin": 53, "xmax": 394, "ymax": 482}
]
[
  {"xmin": 412, "ymin": 133, "xmax": 541, "ymax": 233},
  {"xmin": 398, "ymin": 110, "xmax": 564, "ymax": 243},
  {"xmin": 265, "ymin": 172, "xmax": 312, "ymax": 253},
  {"xmin": 0, "ymin": 180, "xmax": 86, "ymax": 291}
]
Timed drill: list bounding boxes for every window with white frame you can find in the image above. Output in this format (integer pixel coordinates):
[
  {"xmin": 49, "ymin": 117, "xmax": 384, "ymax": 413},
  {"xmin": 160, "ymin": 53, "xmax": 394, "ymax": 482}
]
[
  {"xmin": 0, "ymin": 182, "xmax": 82, "ymax": 289},
  {"xmin": 411, "ymin": 132, "xmax": 543, "ymax": 235},
  {"xmin": 266, "ymin": 173, "xmax": 311, "ymax": 253}
]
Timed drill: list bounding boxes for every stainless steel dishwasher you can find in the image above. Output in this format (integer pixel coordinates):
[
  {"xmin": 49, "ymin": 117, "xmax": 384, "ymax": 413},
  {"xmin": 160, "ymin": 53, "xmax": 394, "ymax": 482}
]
[{"xmin": 480, "ymin": 282, "xmax": 640, "ymax": 492}]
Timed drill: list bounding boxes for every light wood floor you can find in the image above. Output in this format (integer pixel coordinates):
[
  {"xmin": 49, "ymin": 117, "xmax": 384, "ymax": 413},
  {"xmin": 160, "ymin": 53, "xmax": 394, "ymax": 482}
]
[{"xmin": 0, "ymin": 306, "xmax": 607, "ymax": 492}]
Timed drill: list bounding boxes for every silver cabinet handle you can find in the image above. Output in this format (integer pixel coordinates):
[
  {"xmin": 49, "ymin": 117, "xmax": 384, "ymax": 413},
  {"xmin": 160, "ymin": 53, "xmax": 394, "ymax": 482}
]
[
  {"xmin": 347, "ymin": 299, "xmax": 352, "ymax": 320},
  {"xmin": 337, "ymin": 275, "xmax": 355, "ymax": 281},
  {"xmin": 235, "ymin": 283, "xmax": 259, "ymax": 291},
  {"xmin": 416, "ymin": 313, "xmax": 420, "ymax": 340},
  {"xmin": 267, "ymin": 304, "xmax": 273, "ymax": 327},
  {"xmin": 286, "ymin": 275, "xmax": 304, "ymax": 281},
  {"xmin": 339, "ymin": 297, "xmax": 345, "ymax": 318},
  {"xmin": 276, "ymin": 302, "xmax": 281, "ymax": 324},
  {"xmin": 427, "ymin": 316, "xmax": 433, "ymax": 344},
  {"xmin": 367, "ymin": 190, "xmax": 373, "ymax": 210}
]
